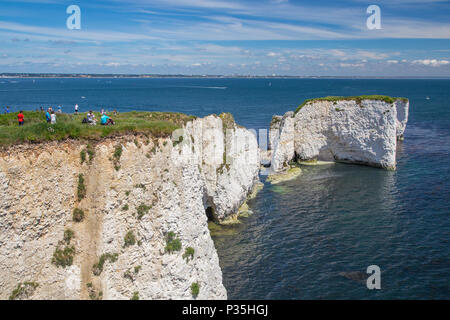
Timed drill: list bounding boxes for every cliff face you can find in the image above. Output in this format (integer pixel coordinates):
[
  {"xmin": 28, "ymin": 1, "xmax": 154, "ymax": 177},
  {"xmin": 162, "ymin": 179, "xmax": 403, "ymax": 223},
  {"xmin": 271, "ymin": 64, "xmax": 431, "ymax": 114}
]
[
  {"xmin": 0, "ymin": 114, "xmax": 259, "ymax": 300},
  {"xmin": 270, "ymin": 98, "xmax": 409, "ymax": 171}
]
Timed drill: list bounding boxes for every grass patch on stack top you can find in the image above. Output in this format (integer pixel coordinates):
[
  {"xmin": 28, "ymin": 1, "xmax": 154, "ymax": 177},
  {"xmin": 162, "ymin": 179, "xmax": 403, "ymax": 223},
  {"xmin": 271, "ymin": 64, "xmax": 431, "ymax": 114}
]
[
  {"xmin": 294, "ymin": 95, "xmax": 408, "ymax": 114},
  {"xmin": 0, "ymin": 111, "xmax": 196, "ymax": 147}
]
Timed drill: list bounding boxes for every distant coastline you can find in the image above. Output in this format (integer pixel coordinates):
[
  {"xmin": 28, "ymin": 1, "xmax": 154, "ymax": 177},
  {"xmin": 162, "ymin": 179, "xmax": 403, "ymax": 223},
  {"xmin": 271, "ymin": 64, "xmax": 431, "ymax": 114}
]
[{"xmin": 1, "ymin": 73, "xmax": 450, "ymax": 79}]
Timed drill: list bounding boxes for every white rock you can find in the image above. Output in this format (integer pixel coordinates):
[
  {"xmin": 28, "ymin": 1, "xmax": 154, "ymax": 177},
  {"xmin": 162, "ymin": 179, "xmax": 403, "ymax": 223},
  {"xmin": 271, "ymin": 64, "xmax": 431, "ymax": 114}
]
[
  {"xmin": 0, "ymin": 114, "xmax": 260, "ymax": 300},
  {"xmin": 270, "ymin": 98, "xmax": 409, "ymax": 171}
]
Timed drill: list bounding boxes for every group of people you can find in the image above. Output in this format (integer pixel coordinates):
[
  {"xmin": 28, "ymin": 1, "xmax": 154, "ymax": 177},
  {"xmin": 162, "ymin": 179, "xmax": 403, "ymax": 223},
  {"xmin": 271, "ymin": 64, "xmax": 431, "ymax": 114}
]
[
  {"xmin": 45, "ymin": 107, "xmax": 57, "ymax": 124},
  {"xmin": 7, "ymin": 104, "xmax": 116, "ymax": 127},
  {"xmin": 83, "ymin": 110, "xmax": 115, "ymax": 126}
]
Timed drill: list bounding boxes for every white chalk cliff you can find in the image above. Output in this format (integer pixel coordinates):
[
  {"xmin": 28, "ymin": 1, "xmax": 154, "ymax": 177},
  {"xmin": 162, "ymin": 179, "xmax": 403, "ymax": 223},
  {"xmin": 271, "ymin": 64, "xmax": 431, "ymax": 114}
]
[
  {"xmin": 0, "ymin": 113, "xmax": 259, "ymax": 300},
  {"xmin": 270, "ymin": 97, "xmax": 409, "ymax": 171}
]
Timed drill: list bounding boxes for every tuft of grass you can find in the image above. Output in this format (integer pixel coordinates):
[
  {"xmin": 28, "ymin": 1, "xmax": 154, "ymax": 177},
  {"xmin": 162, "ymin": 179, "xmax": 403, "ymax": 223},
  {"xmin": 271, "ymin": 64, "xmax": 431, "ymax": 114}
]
[
  {"xmin": 219, "ymin": 112, "xmax": 236, "ymax": 131},
  {"xmin": 112, "ymin": 144, "xmax": 123, "ymax": 171},
  {"xmin": 73, "ymin": 208, "xmax": 85, "ymax": 222},
  {"xmin": 9, "ymin": 282, "xmax": 39, "ymax": 300},
  {"xmin": 172, "ymin": 135, "xmax": 184, "ymax": 147},
  {"xmin": 191, "ymin": 282, "xmax": 200, "ymax": 298},
  {"xmin": 123, "ymin": 270, "xmax": 134, "ymax": 281},
  {"xmin": 86, "ymin": 143, "xmax": 95, "ymax": 163},
  {"xmin": 182, "ymin": 247, "xmax": 195, "ymax": 262},
  {"xmin": 52, "ymin": 245, "xmax": 75, "ymax": 268},
  {"xmin": 0, "ymin": 111, "xmax": 196, "ymax": 147},
  {"xmin": 125, "ymin": 190, "xmax": 130, "ymax": 196},
  {"xmin": 122, "ymin": 204, "xmax": 129, "ymax": 211},
  {"xmin": 165, "ymin": 231, "xmax": 182, "ymax": 253},
  {"xmin": 77, "ymin": 174, "xmax": 86, "ymax": 201},
  {"xmin": 124, "ymin": 265, "xmax": 142, "ymax": 282},
  {"xmin": 294, "ymin": 95, "xmax": 408, "ymax": 114},
  {"xmin": 80, "ymin": 149, "xmax": 86, "ymax": 164},
  {"xmin": 92, "ymin": 252, "xmax": 119, "ymax": 276},
  {"xmin": 63, "ymin": 229, "xmax": 74, "ymax": 244},
  {"xmin": 86, "ymin": 283, "xmax": 102, "ymax": 300},
  {"xmin": 131, "ymin": 291, "xmax": 139, "ymax": 300},
  {"xmin": 134, "ymin": 183, "xmax": 146, "ymax": 190},
  {"xmin": 136, "ymin": 204, "xmax": 151, "ymax": 220},
  {"xmin": 124, "ymin": 231, "xmax": 136, "ymax": 247}
]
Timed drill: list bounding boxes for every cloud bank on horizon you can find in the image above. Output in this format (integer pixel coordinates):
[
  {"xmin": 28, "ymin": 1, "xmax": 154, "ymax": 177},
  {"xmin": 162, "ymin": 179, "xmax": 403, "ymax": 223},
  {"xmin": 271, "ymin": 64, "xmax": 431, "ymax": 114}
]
[{"xmin": 0, "ymin": 0, "xmax": 449, "ymax": 76}]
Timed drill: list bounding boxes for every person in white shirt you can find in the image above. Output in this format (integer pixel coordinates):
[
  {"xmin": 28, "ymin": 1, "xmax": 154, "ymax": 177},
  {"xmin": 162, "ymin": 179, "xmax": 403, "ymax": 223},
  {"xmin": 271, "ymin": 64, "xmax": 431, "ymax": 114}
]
[
  {"xmin": 75, "ymin": 104, "xmax": 79, "ymax": 114},
  {"xmin": 51, "ymin": 111, "xmax": 56, "ymax": 124}
]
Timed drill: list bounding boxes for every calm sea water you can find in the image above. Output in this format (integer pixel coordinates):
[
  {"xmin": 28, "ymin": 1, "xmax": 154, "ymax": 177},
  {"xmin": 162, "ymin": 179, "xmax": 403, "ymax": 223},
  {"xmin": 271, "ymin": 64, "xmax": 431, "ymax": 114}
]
[{"xmin": 1, "ymin": 78, "xmax": 449, "ymax": 299}]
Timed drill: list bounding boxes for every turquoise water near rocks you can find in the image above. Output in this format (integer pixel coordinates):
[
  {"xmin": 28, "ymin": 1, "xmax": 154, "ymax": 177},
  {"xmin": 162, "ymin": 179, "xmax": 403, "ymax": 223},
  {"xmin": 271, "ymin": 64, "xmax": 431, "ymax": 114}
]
[{"xmin": 1, "ymin": 78, "xmax": 449, "ymax": 299}]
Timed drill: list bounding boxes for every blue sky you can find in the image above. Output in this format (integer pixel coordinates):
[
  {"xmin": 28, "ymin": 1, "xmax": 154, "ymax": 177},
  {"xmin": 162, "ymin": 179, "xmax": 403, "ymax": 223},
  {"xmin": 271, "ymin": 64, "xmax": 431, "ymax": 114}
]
[{"xmin": 1, "ymin": 0, "xmax": 450, "ymax": 76}]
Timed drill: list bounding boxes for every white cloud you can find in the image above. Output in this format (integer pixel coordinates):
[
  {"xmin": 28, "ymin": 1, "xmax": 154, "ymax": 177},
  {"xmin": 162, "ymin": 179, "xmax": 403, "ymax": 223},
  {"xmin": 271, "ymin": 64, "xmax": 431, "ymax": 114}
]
[
  {"xmin": 340, "ymin": 63, "xmax": 365, "ymax": 68},
  {"xmin": 412, "ymin": 59, "xmax": 450, "ymax": 67}
]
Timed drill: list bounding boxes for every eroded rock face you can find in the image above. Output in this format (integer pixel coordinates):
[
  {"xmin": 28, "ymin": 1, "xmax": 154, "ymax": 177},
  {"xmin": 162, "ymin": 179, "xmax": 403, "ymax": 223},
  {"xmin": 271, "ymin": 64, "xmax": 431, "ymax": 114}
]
[
  {"xmin": 180, "ymin": 114, "xmax": 260, "ymax": 221},
  {"xmin": 271, "ymin": 112, "xmax": 295, "ymax": 172},
  {"xmin": 395, "ymin": 99, "xmax": 409, "ymax": 140},
  {"xmin": 0, "ymin": 114, "xmax": 260, "ymax": 300},
  {"xmin": 268, "ymin": 115, "xmax": 282, "ymax": 150},
  {"xmin": 270, "ymin": 98, "xmax": 409, "ymax": 171}
]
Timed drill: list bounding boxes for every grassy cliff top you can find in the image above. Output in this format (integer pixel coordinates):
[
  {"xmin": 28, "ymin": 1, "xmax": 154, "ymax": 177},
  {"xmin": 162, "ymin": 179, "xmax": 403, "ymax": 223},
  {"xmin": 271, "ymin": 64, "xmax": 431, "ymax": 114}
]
[
  {"xmin": 0, "ymin": 111, "xmax": 196, "ymax": 146},
  {"xmin": 294, "ymin": 95, "xmax": 408, "ymax": 114}
]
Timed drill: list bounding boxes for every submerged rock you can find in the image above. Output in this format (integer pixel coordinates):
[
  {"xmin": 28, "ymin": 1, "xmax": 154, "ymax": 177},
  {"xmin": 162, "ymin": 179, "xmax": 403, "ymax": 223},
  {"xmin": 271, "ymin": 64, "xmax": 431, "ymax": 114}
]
[
  {"xmin": 339, "ymin": 271, "xmax": 368, "ymax": 283},
  {"xmin": 267, "ymin": 167, "xmax": 302, "ymax": 185}
]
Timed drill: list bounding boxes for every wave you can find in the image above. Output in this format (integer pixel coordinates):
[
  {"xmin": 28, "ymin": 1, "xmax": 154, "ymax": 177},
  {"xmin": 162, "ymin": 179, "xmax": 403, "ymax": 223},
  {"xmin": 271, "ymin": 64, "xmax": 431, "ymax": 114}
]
[{"xmin": 178, "ymin": 86, "xmax": 227, "ymax": 90}]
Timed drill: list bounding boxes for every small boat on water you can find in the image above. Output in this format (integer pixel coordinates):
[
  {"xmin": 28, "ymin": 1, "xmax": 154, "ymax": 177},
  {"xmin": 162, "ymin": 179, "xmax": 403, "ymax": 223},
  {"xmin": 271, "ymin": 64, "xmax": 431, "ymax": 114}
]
[{"xmin": 426, "ymin": 96, "xmax": 430, "ymax": 100}]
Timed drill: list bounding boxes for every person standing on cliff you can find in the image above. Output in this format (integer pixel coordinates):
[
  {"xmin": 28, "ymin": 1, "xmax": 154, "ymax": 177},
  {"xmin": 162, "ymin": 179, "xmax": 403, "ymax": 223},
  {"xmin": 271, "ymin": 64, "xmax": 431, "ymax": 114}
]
[
  {"xmin": 51, "ymin": 111, "xmax": 56, "ymax": 124},
  {"xmin": 17, "ymin": 110, "xmax": 24, "ymax": 126},
  {"xmin": 45, "ymin": 108, "xmax": 51, "ymax": 123},
  {"xmin": 75, "ymin": 104, "xmax": 79, "ymax": 114}
]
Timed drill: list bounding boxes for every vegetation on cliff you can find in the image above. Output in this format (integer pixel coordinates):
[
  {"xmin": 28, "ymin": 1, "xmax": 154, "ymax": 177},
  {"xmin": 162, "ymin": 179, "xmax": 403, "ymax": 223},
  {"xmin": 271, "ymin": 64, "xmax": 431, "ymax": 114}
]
[
  {"xmin": 294, "ymin": 95, "xmax": 408, "ymax": 114},
  {"xmin": 0, "ymin": 111, "xmax": 196, "ymax": 146}
]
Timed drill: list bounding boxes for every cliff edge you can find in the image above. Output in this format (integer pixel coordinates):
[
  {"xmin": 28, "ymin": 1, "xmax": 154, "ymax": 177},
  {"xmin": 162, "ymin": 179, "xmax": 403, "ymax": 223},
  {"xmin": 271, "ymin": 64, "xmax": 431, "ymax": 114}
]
[{"xmin": 0, "ymin": 112, "xmax": 260, "ymax": 300}]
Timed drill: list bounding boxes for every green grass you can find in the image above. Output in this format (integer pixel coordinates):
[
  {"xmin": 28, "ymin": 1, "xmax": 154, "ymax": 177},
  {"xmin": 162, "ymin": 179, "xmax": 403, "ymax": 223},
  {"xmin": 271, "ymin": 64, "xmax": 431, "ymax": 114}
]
[
  {"xmin": 52, "ymin": 245, "xmax": 75, "ymax": 268},
  {"xmin": 131, "ymin": 291, "xmax": 140, "ymax": 300},
  {"xmin": 77, "ymin": 174, "xmax": 86, "ymax": 201},
  {"xmin": 136, "ymin": 204, "xmax": 151, "ymax": 220},
  {"xmin": 124, "ymin": 231, "xmax": 136, "ymax": 247},
  {"xmin": 92, "ymin": 252, "xmax": 119, "ymax": 276},
  {"xmin": 63, "ymin": 229, "xmax": 74, "ymax": 244},
  {"xmin": 191, "ymin": 282, "xmax": 200, "ymax": 298},
  {"xmin": 218, "ymin": 112, "xmax": 235, "ymax": 131},
  {"xmin": 182, "ymin": 247, "xmax": 195, "ymax": 262},
  {"xmin": 294, "ymin": 95, "xmax": 408, "ymax": 114},
  {"xmin": 112, "ymin": 144, "xmax": 123, "ymax": 171},
  {"xmin": 0, "ymin": 111, "xmax": 196, "ymax": 147},
  {"xmin": 73, "ymin": 208, "xmax": 85, "ymax": 222},
  {"xmin": 80, "ymin": 149, "xmax": 86, "ymax": 164},
  {"xmin": 165, "ymin": 231, "xmax": 182, "ymax": 253},
  {"xmin": 9, "ymin": 282, "xmax": 39, "ymax": 300}
]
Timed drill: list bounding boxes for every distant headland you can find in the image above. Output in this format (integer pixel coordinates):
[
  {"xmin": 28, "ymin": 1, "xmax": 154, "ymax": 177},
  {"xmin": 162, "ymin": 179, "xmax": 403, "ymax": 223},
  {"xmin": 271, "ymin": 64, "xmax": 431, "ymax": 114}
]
[{"xmin": 1, "ymin": 73, "xmax": 449, "ymax": 79}]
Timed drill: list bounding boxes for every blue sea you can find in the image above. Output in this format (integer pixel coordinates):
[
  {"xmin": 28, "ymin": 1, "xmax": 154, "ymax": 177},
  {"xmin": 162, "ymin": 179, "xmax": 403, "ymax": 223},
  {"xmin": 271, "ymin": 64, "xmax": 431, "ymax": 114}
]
[{"xmin": 1, "ymin": 78, "xmax": 449, "ymax": 299}]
